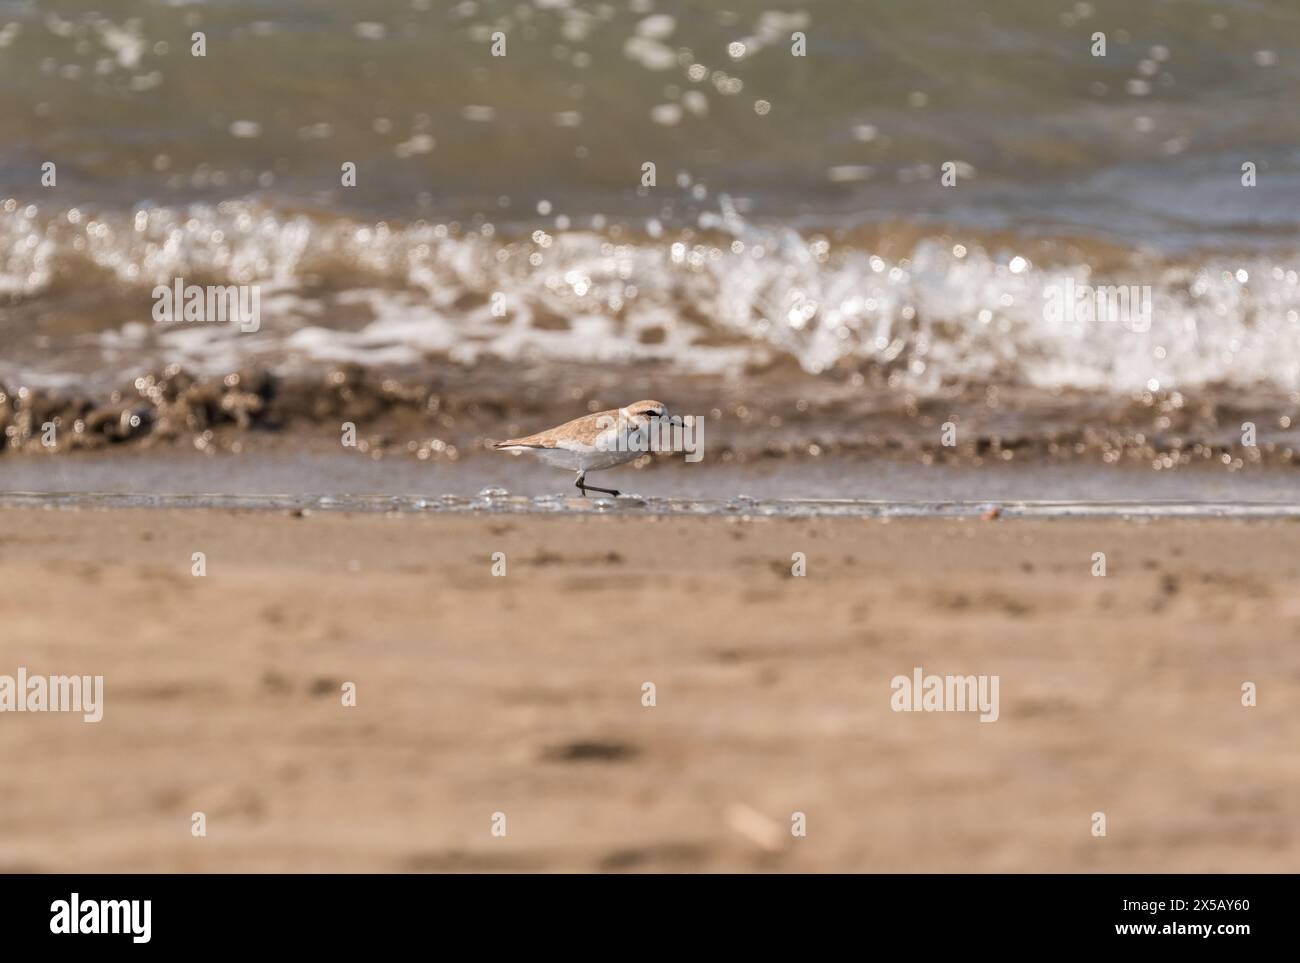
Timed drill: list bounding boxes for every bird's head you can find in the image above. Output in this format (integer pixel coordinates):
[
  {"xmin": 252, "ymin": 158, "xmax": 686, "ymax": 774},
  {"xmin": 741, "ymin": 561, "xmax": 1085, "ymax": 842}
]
[{"xmin": 622, "ymin": 400, "xmax": 668, "ymax": 425}]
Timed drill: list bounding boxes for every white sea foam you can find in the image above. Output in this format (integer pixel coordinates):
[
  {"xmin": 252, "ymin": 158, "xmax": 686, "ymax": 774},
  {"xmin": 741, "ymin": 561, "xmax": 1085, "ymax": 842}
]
[{"xmin": 2, "ymin": 200, "xmax": 1298, "ymax": 396}]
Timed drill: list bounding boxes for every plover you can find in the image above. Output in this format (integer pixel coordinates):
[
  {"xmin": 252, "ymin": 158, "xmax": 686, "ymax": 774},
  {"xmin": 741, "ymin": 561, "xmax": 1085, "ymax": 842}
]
[{"xmin": 493, "ymin": 400, "xmax": 668, "ymax": 496}]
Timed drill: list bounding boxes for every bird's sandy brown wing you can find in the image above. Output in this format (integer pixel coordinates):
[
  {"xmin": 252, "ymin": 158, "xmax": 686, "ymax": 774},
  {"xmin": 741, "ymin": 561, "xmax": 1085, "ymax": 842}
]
[{"xmin": 497, "ymin": 408, "xmax": 621, "ymax": 448}]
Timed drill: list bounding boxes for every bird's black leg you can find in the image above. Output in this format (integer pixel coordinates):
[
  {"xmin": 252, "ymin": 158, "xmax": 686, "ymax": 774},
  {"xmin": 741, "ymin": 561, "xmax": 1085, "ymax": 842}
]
[{"xmin": 575, "ymin": 472, "xmax": 618, "ymax": 497}]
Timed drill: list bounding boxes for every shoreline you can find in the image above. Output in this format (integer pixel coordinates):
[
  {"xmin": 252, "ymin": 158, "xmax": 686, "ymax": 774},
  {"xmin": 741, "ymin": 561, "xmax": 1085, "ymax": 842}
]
[
  {"xmin": 3, "ymin": 445, "xmax": 1298, "ymax": 506},
  {"xmin": 5, "ymin": 490, "xmax": 1300, "ymax": 519}
]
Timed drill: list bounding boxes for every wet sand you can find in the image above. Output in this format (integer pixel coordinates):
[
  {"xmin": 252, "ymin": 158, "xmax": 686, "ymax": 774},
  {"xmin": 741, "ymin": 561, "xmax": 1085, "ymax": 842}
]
[
  {"xmin": 6, "ymin": 360, "xmax": 1300, "ymax": 472},
  {"xmin": 1, "ymin": 506, "xmax": 1298, "ymax": 873}
]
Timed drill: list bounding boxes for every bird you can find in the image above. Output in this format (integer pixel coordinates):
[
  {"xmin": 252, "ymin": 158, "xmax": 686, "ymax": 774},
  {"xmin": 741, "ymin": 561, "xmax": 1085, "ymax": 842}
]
[{"xmin": 493, "ymin": 400, "xmax": 668, "ymax": 497}]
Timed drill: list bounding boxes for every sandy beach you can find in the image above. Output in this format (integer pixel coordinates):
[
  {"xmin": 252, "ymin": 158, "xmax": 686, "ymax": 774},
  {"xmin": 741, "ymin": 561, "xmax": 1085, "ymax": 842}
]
[{"xmin": 1, "ymin": 504, "xmax": 1296, "ymax": 873}]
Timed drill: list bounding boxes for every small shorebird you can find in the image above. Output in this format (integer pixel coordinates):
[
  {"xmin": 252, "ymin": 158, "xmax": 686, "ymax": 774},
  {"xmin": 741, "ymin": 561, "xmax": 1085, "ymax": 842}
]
[{"xmin": 493, "ymin": 400, "xmax": 668, "ymax": 497}]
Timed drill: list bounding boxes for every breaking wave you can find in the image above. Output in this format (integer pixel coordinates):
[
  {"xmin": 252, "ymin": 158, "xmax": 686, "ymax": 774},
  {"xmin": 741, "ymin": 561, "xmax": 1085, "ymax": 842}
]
[{"xmin": 2, "ymin": 198, "xmax": 1299, "ymax": 398}]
